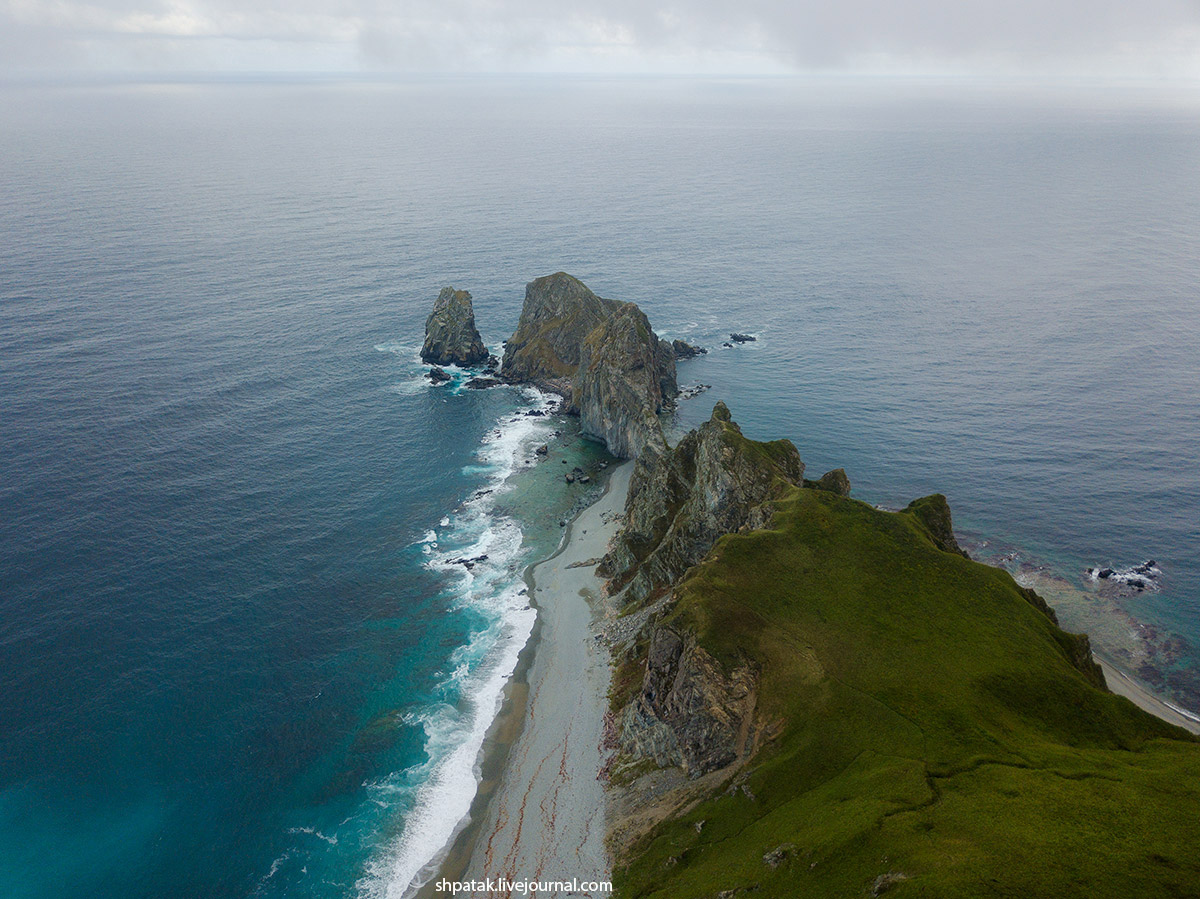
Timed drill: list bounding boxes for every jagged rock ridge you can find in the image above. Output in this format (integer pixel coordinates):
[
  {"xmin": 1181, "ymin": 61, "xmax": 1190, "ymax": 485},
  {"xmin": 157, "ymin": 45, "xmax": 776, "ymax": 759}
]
[
  {"xmin": 605, "ymin": 453, "xmax": 1185, "ymax": 899},
  {"xmin": 420, "ymin": 287, "xmax": 489, "ymax": 366},
  {"xmin": 600, "ymin": 401, "xmax": 805, "ymax": 606}
]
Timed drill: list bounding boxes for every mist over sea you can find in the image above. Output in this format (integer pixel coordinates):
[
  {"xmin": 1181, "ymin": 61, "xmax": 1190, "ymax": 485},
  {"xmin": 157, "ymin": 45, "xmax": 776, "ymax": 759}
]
[{"xmin": 1, "ymin": 76, "xmax": 1198, "ymax": 898}]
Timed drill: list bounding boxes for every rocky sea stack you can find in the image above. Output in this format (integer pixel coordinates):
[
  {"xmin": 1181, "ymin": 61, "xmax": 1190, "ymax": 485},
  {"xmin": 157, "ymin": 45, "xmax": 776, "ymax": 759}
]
[
  {"xmin": 501, "ymin": 272, "xmax": 678, "ymax": 458},
  {"xmin": 420, "ymin": 287, "xmax": 489, "ymax": 367}
]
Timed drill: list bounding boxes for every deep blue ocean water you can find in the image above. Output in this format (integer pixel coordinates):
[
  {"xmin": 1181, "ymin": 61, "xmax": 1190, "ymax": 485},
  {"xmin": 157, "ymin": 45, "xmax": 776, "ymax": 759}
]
[{"xmin": 1, "ymin": 76, "xmax": 1198, "ymax": 898}]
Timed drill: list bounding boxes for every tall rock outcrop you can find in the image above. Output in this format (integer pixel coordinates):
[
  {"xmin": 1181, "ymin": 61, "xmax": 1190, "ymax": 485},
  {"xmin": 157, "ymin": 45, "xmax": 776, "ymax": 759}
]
[
  {"xmin": 499, "ymin": 273, "xmax": 620, "ymax": 390},
  {"xmin": 500, "ymin": 272, "xmax": 677, "ymax": 458},
  {"xmin": 600, "ymin": 402, "xmax": 804, "ymax": 605},
  {"xmin": 421, "ymin": 287, "xmax": 489, "ymax": 366},
  {"xmin": 572, "ymin": 303, "xmax": 678, "ymax": 458},
  {"xmin": 811, "ymin": 467, "xmax": 852, "ymax": 495}
]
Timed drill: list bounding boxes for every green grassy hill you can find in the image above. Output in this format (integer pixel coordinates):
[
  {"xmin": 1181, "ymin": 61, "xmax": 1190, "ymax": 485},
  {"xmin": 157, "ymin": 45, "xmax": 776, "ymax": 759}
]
[{"xmin": 615, "ymin": 487, "xmax": 1200, "ymax": 898}]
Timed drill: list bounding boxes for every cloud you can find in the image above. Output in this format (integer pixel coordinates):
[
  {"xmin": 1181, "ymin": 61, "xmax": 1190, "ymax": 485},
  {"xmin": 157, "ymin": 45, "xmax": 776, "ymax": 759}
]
[{"xmin": 1, "ymin": 0, "xmax": 1198, "ymax": 76}]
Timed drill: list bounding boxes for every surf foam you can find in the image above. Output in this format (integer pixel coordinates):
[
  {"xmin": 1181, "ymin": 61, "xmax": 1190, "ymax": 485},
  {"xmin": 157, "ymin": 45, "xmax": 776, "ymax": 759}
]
[{"xmin": 358, "ymin": 387, "xmax": 557, "ymax": 899}]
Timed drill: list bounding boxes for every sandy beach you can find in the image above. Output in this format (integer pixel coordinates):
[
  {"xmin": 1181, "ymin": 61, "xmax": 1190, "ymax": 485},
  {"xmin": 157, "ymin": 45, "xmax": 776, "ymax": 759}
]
[
  {"xmin": 422, "ymin": 461, "xmax": 631, "ymax": 898},
  {"xmin": 1097, "ymin": 655, "xmax": 1200, "ymax": 735}
]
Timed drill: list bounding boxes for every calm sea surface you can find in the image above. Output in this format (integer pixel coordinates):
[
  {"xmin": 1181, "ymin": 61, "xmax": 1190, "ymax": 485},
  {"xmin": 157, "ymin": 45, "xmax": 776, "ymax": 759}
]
[{"xmin": 1, "ymin": 77, "xmax": 1198, "ymax": 898}]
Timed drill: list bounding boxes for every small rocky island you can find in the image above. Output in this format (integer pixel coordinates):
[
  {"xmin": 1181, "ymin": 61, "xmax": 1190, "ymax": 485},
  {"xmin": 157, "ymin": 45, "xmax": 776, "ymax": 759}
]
[{"xmin": 421, "ymin": 286, "xmax": 489, "ymax": 367}]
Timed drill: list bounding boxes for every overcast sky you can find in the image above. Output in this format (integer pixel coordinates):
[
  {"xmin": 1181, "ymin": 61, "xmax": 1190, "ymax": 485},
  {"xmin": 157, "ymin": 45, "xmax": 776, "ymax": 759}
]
[{"xmin": 2, "ymin": 0, "xmax": 1198, "ymax": 78}]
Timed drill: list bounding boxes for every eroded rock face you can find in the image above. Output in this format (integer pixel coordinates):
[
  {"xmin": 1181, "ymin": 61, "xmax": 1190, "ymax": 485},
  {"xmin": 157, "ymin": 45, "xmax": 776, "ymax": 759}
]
[
  {"xmin": 571, "ymin": 303, "xmax": 677, "ymax": 459},
  {"xmin": 619, "ymin": 626, "xmax": 758, "ymax": 777},
  {"xmin": 500, "ymin": 272, "xmax": 677, "ymax": 458},
  {"xmin": 601, "ymin": 401, "xmax": 804, "ymax": 605},
  {"xmin": 500, "ymin": 272, "xmax": 621, "ymax": 390},
  {"xmin": 421, "ymin": 287, "xmax": 489, "ymax": 366}
]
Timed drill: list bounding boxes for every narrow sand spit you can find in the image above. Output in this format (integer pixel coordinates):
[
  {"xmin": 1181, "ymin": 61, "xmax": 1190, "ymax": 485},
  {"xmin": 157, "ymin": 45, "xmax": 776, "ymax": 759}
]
[{"xmin": 423, "ymin": 462, "xmax": 631, "ymax": 898}]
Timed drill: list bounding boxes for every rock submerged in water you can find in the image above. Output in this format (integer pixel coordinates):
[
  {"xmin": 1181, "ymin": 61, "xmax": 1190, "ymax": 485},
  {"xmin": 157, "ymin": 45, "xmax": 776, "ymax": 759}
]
[
  {"xmin": 903, "ymin": 493, "xmax": 969, "ymax": 558},
  {"xmin": 421, "ymin": 287, "xmax": 489, "ymax": 367},
  {"xmin": 464, "ymin": 376, "xmax": 502, "ymax": 390},
  {"xmin": 1087, "ymin": 560, "xmax": 1161, "ymax": 592},
  {"xmin": 426, "ymin": 366, "xmax": 451, "ymax": 384},
  {"xmin": 729, "ymin": 332, "xmax": 756, "ymax": 343},
  {"xmin": 671, "ymin": 339, "xmax": 707, "ymax": 359},
  {"xmin": 499, "ymin": 272, "xmax": 678, "ymax": 459}
]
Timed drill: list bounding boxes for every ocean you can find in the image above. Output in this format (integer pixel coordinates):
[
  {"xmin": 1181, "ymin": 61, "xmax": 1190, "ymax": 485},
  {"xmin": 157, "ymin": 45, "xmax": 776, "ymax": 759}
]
[{"xmin": 1, "ymin": 76, "xmax": 1197, "ymax": 898}]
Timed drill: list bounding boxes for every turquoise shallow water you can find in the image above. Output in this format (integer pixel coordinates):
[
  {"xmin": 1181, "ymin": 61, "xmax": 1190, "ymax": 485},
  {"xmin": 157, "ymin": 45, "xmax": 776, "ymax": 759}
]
[{"xmin": 1, "ymin": 76, "xmax": 1198, "ymax": 898}]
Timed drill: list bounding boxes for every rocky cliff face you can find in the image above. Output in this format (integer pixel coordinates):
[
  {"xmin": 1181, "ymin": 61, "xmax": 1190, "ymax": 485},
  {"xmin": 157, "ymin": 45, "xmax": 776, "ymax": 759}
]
[
  {"xmin": 420, "ymin": 287, "xmax": 489, "ymax": 366},
  {"xmin": 571, "ymin": 303, "xmax": 677, "ymax": 458},
  {"xmin": 619, "ymin": 626, "xmax": 759, "ymax": 776},
  {"xmin": 500, "ymin": 272, "xmax": 677, "ymax": 458},
  {"xmin": 499, "ymin": 272, "xmax": 621, "ymax": 390},
  {"xmin": 600, "ymin": 401, "xmax": 804, "ymax": 605}
]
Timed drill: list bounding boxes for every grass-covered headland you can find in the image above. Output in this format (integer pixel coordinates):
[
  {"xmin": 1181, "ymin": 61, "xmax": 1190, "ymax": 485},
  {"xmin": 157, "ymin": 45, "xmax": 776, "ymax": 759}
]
[{"xmin": 613, "ymin": 486, "xmax": 1200, "ymax": 898}]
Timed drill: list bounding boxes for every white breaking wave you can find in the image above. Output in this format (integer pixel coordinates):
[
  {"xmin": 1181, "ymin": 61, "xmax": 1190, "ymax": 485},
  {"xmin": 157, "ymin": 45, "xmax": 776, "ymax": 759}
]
[
  {"xmin": 1086, "ymin": 560, "xmax": 1162, "ymax": 591},
  {"xmin": 377, "ymin": 340, "xmax": 504, "ymax": 398},
  {"xmin": 357, "ymin": 386, "xmax": 558, "ymax": 899}
]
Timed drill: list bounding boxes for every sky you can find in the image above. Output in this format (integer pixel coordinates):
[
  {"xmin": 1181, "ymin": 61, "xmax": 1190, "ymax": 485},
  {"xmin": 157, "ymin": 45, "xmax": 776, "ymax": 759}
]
[{"xmin": 1, "ymin": 0, "xmax": 1198, "ymax": 78}]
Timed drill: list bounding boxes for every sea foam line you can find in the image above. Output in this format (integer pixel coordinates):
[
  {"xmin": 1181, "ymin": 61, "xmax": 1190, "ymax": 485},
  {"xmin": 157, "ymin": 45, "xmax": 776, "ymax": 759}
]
[{"xmin": 358, "ymin": 386, "xmax": 558, "ymax": 899}]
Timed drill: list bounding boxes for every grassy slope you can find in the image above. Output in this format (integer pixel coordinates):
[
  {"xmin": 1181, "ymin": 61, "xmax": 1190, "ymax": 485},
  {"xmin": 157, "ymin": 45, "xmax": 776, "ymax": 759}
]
[{"xmin": 616, "ymin": 488, "xmax": 1200, "ymax": 899}]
